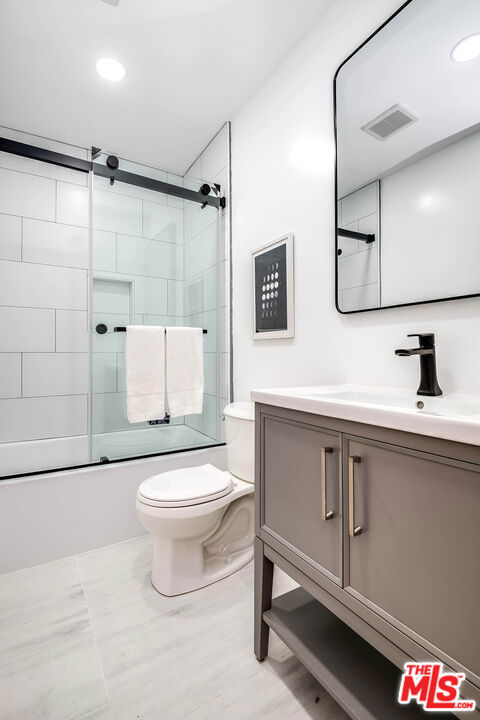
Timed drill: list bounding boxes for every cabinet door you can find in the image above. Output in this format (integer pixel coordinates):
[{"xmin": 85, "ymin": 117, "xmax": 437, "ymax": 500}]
[
  {"xmin": 261, "ymin": 415, "xmax": 342, "ymax": 583},
  {"xmin": 344, "ymin": 436, "xmax": 480, "ymax": 678}
]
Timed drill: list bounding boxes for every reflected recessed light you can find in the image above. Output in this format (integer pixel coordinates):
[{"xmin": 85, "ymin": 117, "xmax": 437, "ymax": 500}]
[
  {"xmin": 96, "ymin": 57, "xmax": 126, "ymax": 81},
  {"xmin": 451, "ymin": 34, "xmax": 480, "ymax": 63}
]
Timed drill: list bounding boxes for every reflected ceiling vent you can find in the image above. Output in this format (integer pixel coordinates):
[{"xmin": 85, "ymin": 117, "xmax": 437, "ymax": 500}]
[
  {"xmin": 101, "ymin": 0, "xmax": 119, "ymax": 5},
  {"xmin": 361, "ymin": 104, "xmax": 417, "ymax": 141}
]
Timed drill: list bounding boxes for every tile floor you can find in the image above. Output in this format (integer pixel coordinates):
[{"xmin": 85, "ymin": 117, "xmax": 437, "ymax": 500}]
[{"xmin": 0, "ymin": 536, "xmax": 349, "ymax": 720}]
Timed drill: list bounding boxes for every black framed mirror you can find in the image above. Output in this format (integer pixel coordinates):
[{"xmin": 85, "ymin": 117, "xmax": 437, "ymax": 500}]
[{"xmin": 335, "ymin": 0, "xmax": 480, "ymax": 313}]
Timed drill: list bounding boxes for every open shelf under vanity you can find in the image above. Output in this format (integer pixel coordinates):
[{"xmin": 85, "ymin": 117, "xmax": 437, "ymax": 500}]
[{"xmin": 266, "ymin": 588, "xmax": 446, "ymax": 719}]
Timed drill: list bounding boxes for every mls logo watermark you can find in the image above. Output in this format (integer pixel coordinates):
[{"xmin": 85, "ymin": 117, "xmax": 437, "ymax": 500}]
[{"xmin": 398, "ymin": 662, "xmax": 476, "ymax": 712}]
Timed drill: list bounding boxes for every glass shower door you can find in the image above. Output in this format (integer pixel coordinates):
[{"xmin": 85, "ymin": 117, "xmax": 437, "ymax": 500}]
[{"xmin": 91, "ymin": 157, "xmax": 222, "ymax": 462}]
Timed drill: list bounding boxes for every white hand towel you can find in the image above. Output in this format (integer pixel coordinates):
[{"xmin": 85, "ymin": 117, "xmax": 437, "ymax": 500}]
[
  {"xmin": 166, "ymin": 327, "xmax": 204, "ymax": 418},
  {"xmin": 126, "ymin": 326, "xmax": 165, "ymax": 423}
]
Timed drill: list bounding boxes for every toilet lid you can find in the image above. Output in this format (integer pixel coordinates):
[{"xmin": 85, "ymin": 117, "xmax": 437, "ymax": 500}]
[{"xmin": 138, "ymin": 464, "xmax": 233, "ymax": 507}]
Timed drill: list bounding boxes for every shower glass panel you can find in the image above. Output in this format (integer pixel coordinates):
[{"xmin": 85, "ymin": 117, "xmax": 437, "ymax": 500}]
[{"xmin": 91, "ymin": 156, "xmax": 222, "ymax": 462}]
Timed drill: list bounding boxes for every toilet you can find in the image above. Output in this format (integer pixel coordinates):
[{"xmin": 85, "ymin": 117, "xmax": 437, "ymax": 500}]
[{"xmin": 136, "ymin": 402, "xmax": 255, "ymax": 596}]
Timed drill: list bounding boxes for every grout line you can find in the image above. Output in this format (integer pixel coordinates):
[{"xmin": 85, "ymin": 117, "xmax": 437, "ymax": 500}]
[
  {"xmin": 0, "ymin": 208, "xmax": 86, "ymax": 226},
  {"xmin": 75, "ymin": 555, "xmax": 114, "ymax": 719},
  {"xmin": 20, "ymin": 216, "xmax": 89, "ymax": 231},
  {"xmin": 0, "ymin": 303, "xmax": 87, "ymax": 312},
  {"xmin": 1, "ymin": 429, "xmax": 88, "ymax": 445},
  {"xmin": 94, "ymin": 266, "xmax": 180, "ymax": 282},
  {"xmin": 111, "ymin": 229, "xmax": 182, "ymax": 248},
  {"xmin": 0, "ymin": 351, "xmax": 87, "ymax": 354},
  {"xmin": 1, "ymin": 390, "xmax": 88, "ymax": 401},
  {"xmin": 0, "ymin": 159, "xmax": 88, "ymax": 187},
  {"xmin": 0, "ymin": 256, "xmax": 89, "ymax": 271}
]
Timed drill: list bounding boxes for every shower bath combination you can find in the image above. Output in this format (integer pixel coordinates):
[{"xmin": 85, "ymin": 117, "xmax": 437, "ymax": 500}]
[{"xmin": 0, "ymin": 133, "xmax": 228, "ymax": 478}]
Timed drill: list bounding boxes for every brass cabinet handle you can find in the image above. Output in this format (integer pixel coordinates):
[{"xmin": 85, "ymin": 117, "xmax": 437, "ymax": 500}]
[
  {"xmin": 321, "ymin": 447, "xmax": 334, "ymax": 521},
  {"xmin": 348, "ymin": 456, "xmax": 363, "ymax": 537}
]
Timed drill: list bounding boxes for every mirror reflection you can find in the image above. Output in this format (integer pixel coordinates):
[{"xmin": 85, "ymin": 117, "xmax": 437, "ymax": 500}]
[{"xmin": 335, "ymin": 0, "xmax": 480, "ymax": 312}]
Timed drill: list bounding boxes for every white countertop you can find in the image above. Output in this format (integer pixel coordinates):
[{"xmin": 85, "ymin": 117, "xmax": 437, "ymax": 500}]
[{"xmin": 250, "ymin": 384, "xmax": 480, "ymax": 446}]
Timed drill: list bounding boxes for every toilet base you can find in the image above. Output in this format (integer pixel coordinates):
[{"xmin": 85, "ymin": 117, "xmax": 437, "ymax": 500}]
[
  {"xmin": 140, "ymin": 487, "xmax": 254, "ymax": 596},
  {"xmin": 151, "ymin": 544, "xmax": 253, "ymax": 596}
]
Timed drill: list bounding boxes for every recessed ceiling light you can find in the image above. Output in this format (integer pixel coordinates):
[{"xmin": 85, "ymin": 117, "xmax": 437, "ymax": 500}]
[
  {"xmin": 451, "ymin": 34, "xmax": 480, "ymax": 63},
  {"xmin": 96, "ymin": 57, "xmax": 126, "ymax": 82}
]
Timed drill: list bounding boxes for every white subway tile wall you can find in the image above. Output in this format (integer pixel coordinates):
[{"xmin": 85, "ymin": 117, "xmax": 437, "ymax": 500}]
[
  {"xmin": 0, "ymin": 124, "xmax": 230, "ymax": 473},
  {"xmin": 0, "ymin": 167, "xmax": 56, "ymax": 220},
  {"xmin": 92, "ymin": 127, "xmax": 230, "ymax": 449},
  {"xmin": 56, "ymin": 310, "xmax": 88, "ymax": 352},
  {"xmin": 0, "ymin": 260, "xmax": 87, "ymax": 310},
  {"xmin": 55, "ymin": 182, "xmax": 90, "ymax": 228},
  {"xmin": 22, "ymin": 218, "xmax": 89, "ymax": 269},
  {"xmin": 91, "ymin": 172, "xmax": 195, "ymax": 444},
  {"xmin": 0, "ymin": 213, "xmax": 22, "ymax": 260},
  {"xmin": 0, "ymin": 395, "xmax": 87, "ymax": 444},
  {"xmin": 22, "ymin": 353, "xmax": 89, "ymax": 397},
  {"xmin": 337, "ymin": 180, "xmax": 380, "ymax": 312},
  {"xmin": 0, "ymin": 307, "xmax": 56, "ymax": 352},
  {"xmin": 0, "ymin": 145, "xmax": 90, "ymax": 475},
  {"xmin": 0, "ymin": 353, "xmax": 21, "ymax": 398},
  {"xmin": 92, "ymin": 230, "xmax": 116, "ymax": 272}
]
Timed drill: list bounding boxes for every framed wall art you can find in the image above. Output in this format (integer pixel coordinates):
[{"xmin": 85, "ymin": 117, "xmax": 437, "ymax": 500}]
[{"xmin": 252, "ymin": 233, "xmax": 294, "ymax": 339}]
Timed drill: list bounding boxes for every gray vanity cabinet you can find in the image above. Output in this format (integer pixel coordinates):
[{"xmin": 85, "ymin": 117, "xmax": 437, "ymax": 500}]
[
  {"xmin": 255, "ymin": 403, "xmax": 480, "ymax": 719},
  {"xmin": 262, "ymin": 415, "xmax": 342, "ymax": 582},
  {"xmin": 344, "ymin": 436, "xmax": 480, "ymax": 679}
]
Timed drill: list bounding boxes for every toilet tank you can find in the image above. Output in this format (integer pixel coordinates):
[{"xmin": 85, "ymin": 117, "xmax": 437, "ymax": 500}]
[{"xmin": 223, "ymin": 402, "xmax": 255, "ymax": 483}]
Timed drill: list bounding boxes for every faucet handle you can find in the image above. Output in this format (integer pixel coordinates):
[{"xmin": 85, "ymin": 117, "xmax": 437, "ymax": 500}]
[{"xmin": 407, "ymin": 333, "xmax": 435, "ymax": 348}]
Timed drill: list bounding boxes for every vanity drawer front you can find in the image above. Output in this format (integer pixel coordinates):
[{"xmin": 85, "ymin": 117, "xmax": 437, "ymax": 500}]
[
  {"xmin": 344, "ymin": 435, "xmax": 480, "ymax": 678},
  {"xmin": 261, "ymin": 415, "xmax": 342, "ymax": 583}
]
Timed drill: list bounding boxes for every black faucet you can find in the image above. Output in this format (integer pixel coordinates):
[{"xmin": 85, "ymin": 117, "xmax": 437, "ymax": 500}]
[{"xmin": 395, "ymin": 333, "xmax": 443, "ymax": 397}]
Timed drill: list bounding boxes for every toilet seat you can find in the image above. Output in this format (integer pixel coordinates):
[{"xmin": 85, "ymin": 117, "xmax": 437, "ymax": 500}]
[{"xmin": 138, "ymin": 463, "xmax": 233, "ymax": 508}]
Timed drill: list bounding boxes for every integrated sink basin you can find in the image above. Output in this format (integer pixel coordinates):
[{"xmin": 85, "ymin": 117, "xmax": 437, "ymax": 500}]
[
  {"xmin": 250, "ymin": 384, "xmax": 480, "ymax": 445},
  {"xmin": 308, "ymin": 388, "xmax": 480, "ymax": 417}
]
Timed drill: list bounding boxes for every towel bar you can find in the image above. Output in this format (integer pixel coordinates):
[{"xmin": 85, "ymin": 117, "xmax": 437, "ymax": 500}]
[
  {"xmin": 95, "ymin": 324, "xmax": 207, "ymax": 334},
  {"xmin": 113, "ymin": 327, "xmax": 207, "ymax": 333}
]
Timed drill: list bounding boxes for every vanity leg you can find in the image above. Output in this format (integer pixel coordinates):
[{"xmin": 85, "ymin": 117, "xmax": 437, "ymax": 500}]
[{"xmin": 254, "ymin": 537, "xmax": 274, "ymax": 661}]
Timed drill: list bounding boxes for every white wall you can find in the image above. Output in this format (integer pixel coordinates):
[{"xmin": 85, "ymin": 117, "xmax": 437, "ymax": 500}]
[
  {"xmin": 381, "ymin": 130, "xmax": 480, "ymax": 306},
  {"xmin": 231, "ymin": 0, "xmax": 480, "ymax": 400}
]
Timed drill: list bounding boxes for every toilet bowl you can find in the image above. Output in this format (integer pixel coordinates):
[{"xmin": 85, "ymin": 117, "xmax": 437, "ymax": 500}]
[{"xmin": 136, "ymin": 402, "xmax": 255, "ymax": 596}]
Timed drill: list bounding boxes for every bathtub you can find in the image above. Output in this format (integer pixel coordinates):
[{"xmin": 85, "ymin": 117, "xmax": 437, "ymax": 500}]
[{"xmin": 0, "ymin": 444, "xmax": 226, "ymax": 575}]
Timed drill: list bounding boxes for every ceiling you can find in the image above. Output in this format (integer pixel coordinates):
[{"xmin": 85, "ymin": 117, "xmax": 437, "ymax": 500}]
[
  {"xmin": 337, "ymin": 0, "xmax": 480, "ymax": 196},
  {"xmin": 0, "ymin": 0, "xmax": 331, "ymax": 174}
]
